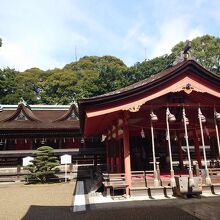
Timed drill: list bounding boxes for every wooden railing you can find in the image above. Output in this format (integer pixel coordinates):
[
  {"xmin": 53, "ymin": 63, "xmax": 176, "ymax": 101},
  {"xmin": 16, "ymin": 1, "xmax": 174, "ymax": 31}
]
[{"xmin": 102, "ymin": 173, "xmax": 127, "ymax": 196}]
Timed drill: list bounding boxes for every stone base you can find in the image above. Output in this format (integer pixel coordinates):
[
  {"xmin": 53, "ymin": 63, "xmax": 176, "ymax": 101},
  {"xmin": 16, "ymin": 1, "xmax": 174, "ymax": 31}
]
[
  {"xmin": 148, "ymin": 187, "xmax": 164, "ymax": 198},
  {"xmin": 164, "ymin": 186, "xmax": 173, "ymax": 197},
  {"xmin": 202, "ymin": 185, "xmax": 212, "ymax": 194},
  {"xmin": 130, "ymin": 187, "xmax": 148, "ymax": 197},
  {"xmin": 211, "ymin": 184, "xmax": 220, "ymax": 195}
]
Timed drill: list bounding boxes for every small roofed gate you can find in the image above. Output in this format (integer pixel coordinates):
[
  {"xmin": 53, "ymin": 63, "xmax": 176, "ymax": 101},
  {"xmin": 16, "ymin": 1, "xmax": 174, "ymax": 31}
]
[{"xmin": 79, "ymin": 59, "xmax": 220, "ymax": 196}]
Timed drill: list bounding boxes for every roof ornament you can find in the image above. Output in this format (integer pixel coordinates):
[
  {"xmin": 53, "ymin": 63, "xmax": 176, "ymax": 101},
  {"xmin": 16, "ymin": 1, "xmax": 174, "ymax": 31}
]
[
  {"xmin": 18, "ymin": 97, "xmax": 27, "ymax": 106},
  {"xmin": 173, "ymin": 40, "xmax": 195, "ymax": 65},
  {"xmin": 70, "ymin": 96, "xmax": 78, "ymax": 107},
  {"xmin": 18, "ymin": 97, "xmax": 31, "ymax": 109}
]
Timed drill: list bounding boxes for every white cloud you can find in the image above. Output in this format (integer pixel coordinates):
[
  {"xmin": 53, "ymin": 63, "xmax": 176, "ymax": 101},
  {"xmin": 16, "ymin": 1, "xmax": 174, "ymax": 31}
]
[
  {"xmin": 0, "ymin": 39, "xmax": 33, "ymax": 71},
  {"xmin": 151, "ymin": 18, "xmax": 204, "ymax": 58},
  {"xmin": 121, "ymin": 23, "xmax": 152, "ymax": 53},
  {"xmin": 0, "ymin": 0, "xmax": 219, "ymax": 70},
  {"xmin": 0, "ymin": 38, "xmax": 68, "ymax": 71},
  {"xmin": 187, "ymin": 29, "xmax": 204, "ymax": 40}
]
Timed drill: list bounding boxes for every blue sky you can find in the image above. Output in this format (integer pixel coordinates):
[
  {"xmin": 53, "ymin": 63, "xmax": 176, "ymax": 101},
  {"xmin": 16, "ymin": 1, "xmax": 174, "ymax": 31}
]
[{"xmin": 0, "ymin": 0, "xmax": 220, "ymax": 71}]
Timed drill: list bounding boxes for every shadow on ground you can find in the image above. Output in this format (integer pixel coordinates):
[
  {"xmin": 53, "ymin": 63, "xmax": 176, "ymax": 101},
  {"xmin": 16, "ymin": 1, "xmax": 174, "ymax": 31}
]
[{"xmin": 21, "ymin": 205, "xmax": 198, "ymax": 220}]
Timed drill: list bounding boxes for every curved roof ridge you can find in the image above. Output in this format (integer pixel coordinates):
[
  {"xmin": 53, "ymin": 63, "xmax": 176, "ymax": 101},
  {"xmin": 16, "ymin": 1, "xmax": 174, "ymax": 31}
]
[
  {"xmin": 2, "ymin": 103, "xmax": 41, "ymax": 122},
  {"xmin": 53, "ymin": 104, "xmax": 79, "ymax": 122},
  {"xmin": 79, "ymin": 59, "xmax": 220, "ymax": 102}
]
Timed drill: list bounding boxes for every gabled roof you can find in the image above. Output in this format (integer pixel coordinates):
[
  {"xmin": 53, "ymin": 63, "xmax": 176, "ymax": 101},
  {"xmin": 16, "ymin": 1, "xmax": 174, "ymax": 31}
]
[
  {"xmin": 0, "ymin": 104, "xmax": 80, "ymax": 132},
  {"xmin": 2, "ymin": 103, "xmax": 41, "ymax": 122},
  {"xmin": 53, "ymin": 104, "xmax": 79, "ymax": 122}
]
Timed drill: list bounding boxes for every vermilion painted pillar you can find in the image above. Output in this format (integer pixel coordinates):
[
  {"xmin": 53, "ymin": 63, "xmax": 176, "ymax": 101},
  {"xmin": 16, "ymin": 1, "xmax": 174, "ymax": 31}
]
[
  {"xmin": 118, "ymin": 142, "xmax": 122, "ymax": 172},
  {"xmin": 123, "ymin": 125, "xmax": 131, "ymax": 196},
  {"xmin": 110, "ymin": 142, "xmax": 114, "ymax": 172},
  {"xmin": 115, "ymin": 126, "xmax": 122, "ymax": 173},
  {"xmin": 177, "ymin": 138, "xmax": 183, "ymax": 170},
  {"xmin": 106, "ymin": 141, "xmax": 110, "ymax": 171},
  {"xmin": 193, "ymin": 131, "xmax": 202, "ymax": 169}
]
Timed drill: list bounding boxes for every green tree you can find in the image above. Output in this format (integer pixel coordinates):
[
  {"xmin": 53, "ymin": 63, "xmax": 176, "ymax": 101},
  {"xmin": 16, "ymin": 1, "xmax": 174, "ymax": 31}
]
[
  {"xmin": 74, "ymin": 69, "xmax": 99, "ymax": 99},
  {"xmin": 172, "ymin": 35, "xmax": 220, "ymax": 74},
  {"xmin": 11, "ymin": 68, "xmax": 46, "ymax": 104},
  {"xmin": 122, "ymin": 54, "xmax": 175, "ymax": 87},
  {"xmin": 0, "ymin": 68, "xmax": 18, "ymax": 104},
  {"xmin": 40, "ymin": 68, "xmax": 78, "ymax": 104},
  {"xmin": 25, "ymin": 146, "xmax": 60, "ymax": 183},
  {"xmin": 66, "ymin": 55, "xmax": 128, "ymax": 99}
]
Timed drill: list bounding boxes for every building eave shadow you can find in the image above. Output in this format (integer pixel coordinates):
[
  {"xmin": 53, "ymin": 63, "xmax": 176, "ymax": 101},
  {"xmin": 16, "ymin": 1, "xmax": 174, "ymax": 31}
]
[{"xmin": 21, "ymin": 204, "xmax": 199, "ymax": 220}]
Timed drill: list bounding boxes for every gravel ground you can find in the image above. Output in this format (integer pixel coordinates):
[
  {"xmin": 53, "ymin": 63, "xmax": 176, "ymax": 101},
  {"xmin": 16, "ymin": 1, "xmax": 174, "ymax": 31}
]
[
  {"xmin": 0, "ymin": 182, "xmax": 75, "ymax": 220},
  {"xmin": 1, "ymin": 181, "xmax": 220, "ymax": 220}
]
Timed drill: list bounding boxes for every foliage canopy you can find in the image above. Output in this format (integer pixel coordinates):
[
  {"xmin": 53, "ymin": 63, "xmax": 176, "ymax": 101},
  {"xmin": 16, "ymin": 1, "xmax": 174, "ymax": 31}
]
[{"xmin": 0, "ymin": 35, "xmax": 219, "ymax": 105}]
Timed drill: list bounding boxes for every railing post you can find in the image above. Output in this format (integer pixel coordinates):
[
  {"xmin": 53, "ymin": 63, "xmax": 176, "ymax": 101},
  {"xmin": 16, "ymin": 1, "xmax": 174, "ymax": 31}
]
[
  {"xmin": 198, "ymin": 107, "xmax": 211, "ymax": 185},
  {"xmin": 156, "ymin": 162, "xmax": 160, "ymax": 181},
  {"xmin": 150, "ymin": 120, "xmax": 160, "ymax": 187},
  {"xmin": 16, "ymin": 165, "xmax": 21, "ymax": 182},
  {"xmin": 183, "ymin": 107, "xmax": 194, "ymax": 187},
  {"xmin": 214, "ymin": 108, "xmax": 220, "ymax": 158},
  {"xmin": 195, "ymin": 162, "xmax": 200, "ymax": 177},
  {"xmin": 166, "ymin": 108, "xmax": 176, "ymax": 187}
]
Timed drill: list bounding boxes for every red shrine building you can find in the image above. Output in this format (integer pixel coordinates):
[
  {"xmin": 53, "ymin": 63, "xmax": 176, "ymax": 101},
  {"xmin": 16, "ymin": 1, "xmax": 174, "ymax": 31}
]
[{"xmin": 79, "ymin": 58, "xmax": 220, "ymax": 195}]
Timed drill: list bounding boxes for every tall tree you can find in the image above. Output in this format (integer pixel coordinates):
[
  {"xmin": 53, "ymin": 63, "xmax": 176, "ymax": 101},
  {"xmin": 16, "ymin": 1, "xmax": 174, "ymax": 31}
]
[
  {"xmin": 12, "ymin": 68, "xmax": 46, "ymax": 104},
  {"xmin": 0, "ymin": 68, "xmax": 18, "ymax": 104},
  {"xmin": 172, "ymin": 35, "xmax": 220, "ymax": 74},
  {"xmin": 40, "ymin": 68, "xmax": 78, "ymax": 104},
  {"xmin": 122, "ymin": 54, "xmax": 175, "ymax": 86},
  {"xmin": 66, "ymin": 56, "xmax": 128, "ymax": 99}
]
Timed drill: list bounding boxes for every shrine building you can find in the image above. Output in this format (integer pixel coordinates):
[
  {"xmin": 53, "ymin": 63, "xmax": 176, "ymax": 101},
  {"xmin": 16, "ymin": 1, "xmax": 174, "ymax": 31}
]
[
  {"xmin": 79, "ymin": 57, "xmax": 220, "ymax": 196},
  {"xmin": 0, "ymin": 103, "xmax": 103, "ymax": 166}
]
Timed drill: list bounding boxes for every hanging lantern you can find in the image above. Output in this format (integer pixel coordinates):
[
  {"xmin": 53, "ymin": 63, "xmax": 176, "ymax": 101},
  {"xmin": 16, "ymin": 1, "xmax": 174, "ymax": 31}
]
[
  {"xmin": 0, "ymin": 140, "xmax": 4, "ymax": 146},
  {"xmin": 72, "ymin": 138, "xmax": 75, "ymax": 143},
  {"xmin": 199, "ymin": 108, "xmax": 206, "ymax": 123},
  {"xmin": 167, "ymin": 108, "xmax": 176, "ymax": 122},
  {"xmin": 168, "ymin": 113, "xmax": 176, "ymax": 122},
  {"xmin": 81, "ymin": 137, "xmax": 85, "ymax": 144},
  {"xmin": 141, "ymin": 128, "xmax": 145, "ymax": 138},
  {"xmin": 201, "ymin": 114, "xmax": 206, "ymax": 123},
  {"xmin": 150, "ymin": 111, "xmax": 158, "ymax": 122},
  {"xmin": 41, "ymin": 138, "xmax": 45, "ymax": 144},
  {"xmin": 182, "ymin": 115, "xmax": 189, "ymax": 125},
  {"xmin": 101, "ymin": 134, "xmax": 107, "ymax": 142},
  {"xmin": 215, "ymin": 111, "xmax": 220, "ymax": 122},
  {"xmin": 185, "ymin": 117, "xmax": 189, "ymax": 125}
]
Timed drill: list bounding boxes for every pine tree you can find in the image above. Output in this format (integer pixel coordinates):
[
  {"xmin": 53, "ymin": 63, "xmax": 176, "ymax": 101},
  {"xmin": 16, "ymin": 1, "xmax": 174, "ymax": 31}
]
[{"xmin": 26, "ymin": 146, "xmax": 60, "ymax": 183}]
